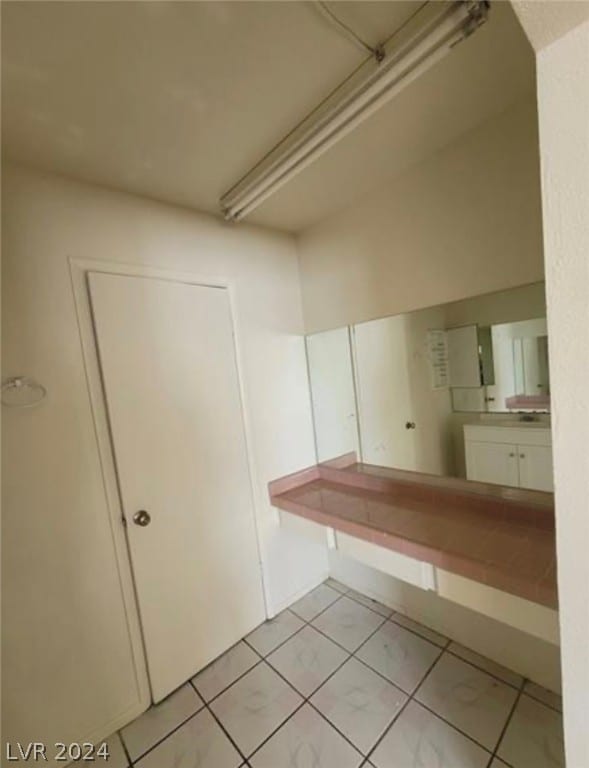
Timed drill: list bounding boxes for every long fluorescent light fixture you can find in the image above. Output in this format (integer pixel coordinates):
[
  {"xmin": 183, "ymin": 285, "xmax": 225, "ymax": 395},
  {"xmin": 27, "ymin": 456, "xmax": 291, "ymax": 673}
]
[{"xmin": 220, "ymin": 0, "xmax": 490, "ymax": 222}]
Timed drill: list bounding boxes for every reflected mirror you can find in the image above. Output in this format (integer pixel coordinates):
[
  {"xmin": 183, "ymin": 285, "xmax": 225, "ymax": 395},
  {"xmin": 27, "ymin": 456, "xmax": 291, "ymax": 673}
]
[{"xmin": 306, "ymin": 282, "xmax": 553, "ymax": 491}]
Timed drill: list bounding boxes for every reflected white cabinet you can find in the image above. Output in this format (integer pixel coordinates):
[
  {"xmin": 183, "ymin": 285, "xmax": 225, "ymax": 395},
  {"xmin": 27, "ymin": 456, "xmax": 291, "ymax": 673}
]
[
  {"xmin": 517, "ymin": 444, "xmax": 554, "ymax": 492},
  {"xmin": 464, "ymin": 424, "xmax": 553, "ymax": 492},
  {"xmin": 465, "ymin": 441, "xmax": 520, "ymax": 487}
]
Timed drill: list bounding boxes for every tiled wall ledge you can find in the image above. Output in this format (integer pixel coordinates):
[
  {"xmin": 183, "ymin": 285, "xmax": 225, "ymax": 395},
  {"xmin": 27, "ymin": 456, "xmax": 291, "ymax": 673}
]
[{"xmin": 268, "ymin": 454, "xmax": 557, "ymax": 612}]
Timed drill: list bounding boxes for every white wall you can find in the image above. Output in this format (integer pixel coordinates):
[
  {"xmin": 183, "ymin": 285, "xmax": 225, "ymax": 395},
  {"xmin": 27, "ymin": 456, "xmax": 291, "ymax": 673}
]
[
  {"xmin": 442, "ymin": 281, "xmax": 546, "ymax": 328},
  {"xmin": 535, "ymin": 18, "xmax": 589, "ymax": 766},
  {"xmin": 298, "ymin": 98, "xmax": 544, "ymax": 333},
  {"xmin": 1, "ymin": 164, "xmax": 326, "ymax": 752}
]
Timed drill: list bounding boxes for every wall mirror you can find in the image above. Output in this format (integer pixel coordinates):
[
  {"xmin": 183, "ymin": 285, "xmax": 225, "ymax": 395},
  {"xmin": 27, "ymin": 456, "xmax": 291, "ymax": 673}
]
[{"xmin": 306, "ymin": 282, "xmax": 553, "ymax": 491}]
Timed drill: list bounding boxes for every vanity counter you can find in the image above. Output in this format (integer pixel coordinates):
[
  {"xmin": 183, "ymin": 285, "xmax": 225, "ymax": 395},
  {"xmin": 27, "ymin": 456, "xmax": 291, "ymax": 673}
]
[{"xmin": 269, "ymin": 458, "xmax": 557, "ymax": 610}]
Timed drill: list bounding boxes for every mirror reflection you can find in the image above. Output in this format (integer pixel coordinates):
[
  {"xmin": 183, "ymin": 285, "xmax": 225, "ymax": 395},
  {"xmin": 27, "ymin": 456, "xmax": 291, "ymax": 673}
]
[{"xmin": 306, "ymin": 282, "xmax": 553, "ymax": 491}]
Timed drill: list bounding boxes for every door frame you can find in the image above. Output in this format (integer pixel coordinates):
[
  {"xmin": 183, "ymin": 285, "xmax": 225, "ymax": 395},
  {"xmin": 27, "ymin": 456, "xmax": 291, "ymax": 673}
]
[{"xmin": 69, "ymin": 258, "xmax": 266, "ymax": 719}]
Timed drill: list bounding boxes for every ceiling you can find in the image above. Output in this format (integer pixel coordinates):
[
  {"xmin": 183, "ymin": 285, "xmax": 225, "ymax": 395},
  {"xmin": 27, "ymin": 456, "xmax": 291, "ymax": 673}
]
[{"xmin": 2, "ymin": 1, "xmax": 535, "ymax": 233}]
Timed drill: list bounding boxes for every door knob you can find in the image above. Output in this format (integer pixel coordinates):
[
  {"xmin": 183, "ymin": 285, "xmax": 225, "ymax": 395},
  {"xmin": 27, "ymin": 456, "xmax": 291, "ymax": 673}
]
[
  {"xmin": 405, "ymin": 421, "xmax": 416, "ymax": 430},
  {"xmin": 133, "ymin": 510, "xmax": 151, "ymax": 527}
]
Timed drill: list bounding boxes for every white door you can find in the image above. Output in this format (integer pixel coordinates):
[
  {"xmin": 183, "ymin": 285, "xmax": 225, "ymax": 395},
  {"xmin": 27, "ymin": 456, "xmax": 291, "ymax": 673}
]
[
  {"xmin": 88, "ymin": 272, "xmax": 265, "ymax": 702},
  {"xmin": 518, "ymin": 445, "xmax": 554, "ymax": 492},
  {"xmin": 352, "ymin": 315, "xmax": 416, "ymax": 470},
  {"xmin": 447, "ymin": 325, "xmax": 481, "ymax": 387},
  {"xmin": 465, "ymin": 441, "xmax": 520, "ymax": 487},
  {"xmin": 306, "ymin": 328, "xmax": 359, "ymax": 462}
]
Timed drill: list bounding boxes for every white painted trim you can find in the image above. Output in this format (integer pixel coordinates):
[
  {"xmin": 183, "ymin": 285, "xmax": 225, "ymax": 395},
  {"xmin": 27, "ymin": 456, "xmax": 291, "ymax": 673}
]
[{"xmin": 68, "ymin": 258, "xmax": 270, "ymax": 725}]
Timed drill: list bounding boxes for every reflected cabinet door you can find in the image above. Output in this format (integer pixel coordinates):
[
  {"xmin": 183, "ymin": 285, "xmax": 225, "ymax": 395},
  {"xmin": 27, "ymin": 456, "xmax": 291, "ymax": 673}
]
[
  {"xmin": 517, "ymin": 445, "xmax": 554, "ymax": 492},
  {"xmin": 465, "ymin": 441, "xmax": 520, "ymax": 487}
]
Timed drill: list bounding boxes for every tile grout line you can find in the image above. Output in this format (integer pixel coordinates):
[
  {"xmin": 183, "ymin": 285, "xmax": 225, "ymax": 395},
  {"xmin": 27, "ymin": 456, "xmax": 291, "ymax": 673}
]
[
  {"xmin": 486, "ymin": 676, "xmax": 526, "ymax": 768},
  {"xmin": 289, "ymin": 586, "xmax": 346, "ymax": 623},
  {"xmin": 245, "ymin": 647, "xmax": 373, "ymax": 761},
  {"xmin": 443, "ymin": 647, "xmax": 523, "ymax": 692},
  {"xmin": 519, "ymin": 685, "xmax": 562, "ymax": 714},
  {"xmin": 362, "ymin": 643, "xmax": 448, "ymax": 765},
  {"xmin": 240, "ymin": 589, "xmax": 346, "ymax": 661},
  {"xmin": 121, "ymin": 701, "xmax": 207, "ymax": 766},
  {"xmin": 340, "ymin": 584, "xmax": 557, "ymax": 704},
  {"xmin": 117, "ymin": 731, "xmax": 133, "ymax": 767},
  {"xmin": 363, "ymin": 642, "xmax": 504, "ymax": 765},
  {"xmin": 185, "ymin": 589, "xmax": 366, "ymax": 764},
  {"xmin": 252, "ymin": 587, "xmax": 556, "ymax": 764},
  {"xmin": 191, "ymin": 679, "xmax": 251, "ymax": 766},
  {"xmin": 242, "ymin": 585, "xmax": 502, "ymax": 759},
  {"xmin": 246, "ymin": 590, "xmax": 491, "ymax": 764},
  {"xmin": 320, "ymin": 589, "xmax": 560, "ymax": 712},
  {"xmin": 122, "ymin": 584, "xmax": 461, "ymax": 764},
  {"xmin": 248, "ymin": 591, "xmax": 525, "ymax": 702},
  {"xmin": 199, "ymin": 654, "xmax": 265, "ymax": 705},
  {"xmin": 343, "ymin": 585, "xmax": 526, "ymax": 694},
  {"xmin": 120, "ymin": 581, "xmax": 556, "ymax": 767},
  {"xmin": 241, "ymin": 589, "xmax": 398, "ymax": 762},
  {"xmin": 339, "ymin": 588, "xmax": 526, "ymax": 693},
  {"xmin": 305, "ymin": 603, "xmax": 521, "ymax": 745},
  {"xmin": 408, "ymin": 645, "xmax": 532, "ymax": 759}
]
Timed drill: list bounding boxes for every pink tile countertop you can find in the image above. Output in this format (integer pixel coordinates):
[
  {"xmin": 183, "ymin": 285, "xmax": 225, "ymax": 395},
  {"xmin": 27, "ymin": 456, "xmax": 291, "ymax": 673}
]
[{"xmin": 269, "ymin": 454, "xmax": 557, "ymax": 610}]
